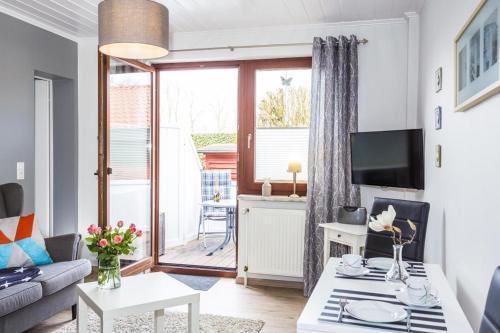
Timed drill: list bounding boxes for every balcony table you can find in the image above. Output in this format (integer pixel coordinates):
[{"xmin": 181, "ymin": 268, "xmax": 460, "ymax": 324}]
[
  {"xmin": 297, "ymin": 258, "xmax": 473, "ymax": 333},
  {"xmin": 201, "ymin": 199, "xmax": 237, "ymax": 256}
]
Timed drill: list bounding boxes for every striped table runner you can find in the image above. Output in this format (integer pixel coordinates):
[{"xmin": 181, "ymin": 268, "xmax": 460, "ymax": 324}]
[
  {"xmin": 319, "ymin": 288, "xmax": 447, "ymax": 333},
  {"xmin": 335, "ymin": 261, "xmax": 427, "ymax": 282}
]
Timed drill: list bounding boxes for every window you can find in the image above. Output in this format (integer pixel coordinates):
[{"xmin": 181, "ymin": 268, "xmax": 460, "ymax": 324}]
[
  {"xmin": 239, "ymin": 58, "xmax": 312, "ymax": 196},
  {"xmin": 153, "ymin": 58, "xmax": 311, "ymax": 197},
  {"xmin": 254, "ymin": 68, "xmax": 311, "ymax": 182}
]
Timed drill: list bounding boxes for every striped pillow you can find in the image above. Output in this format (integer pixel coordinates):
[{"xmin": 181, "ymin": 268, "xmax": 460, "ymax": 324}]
[{"xmin": 0, "ymin": 214, "xmax": 53, "ymax": 268}]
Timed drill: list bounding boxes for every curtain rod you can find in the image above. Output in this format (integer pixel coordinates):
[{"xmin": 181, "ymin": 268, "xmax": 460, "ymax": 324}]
[{"xmin": 170, "ymin": 38, "xmax": 368, "ymax": 53}]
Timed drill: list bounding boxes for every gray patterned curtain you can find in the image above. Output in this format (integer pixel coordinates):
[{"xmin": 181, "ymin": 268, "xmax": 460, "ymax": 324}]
[{"xmin": 304, "ymin": 35, "xmax": 361, "ymax": 296}]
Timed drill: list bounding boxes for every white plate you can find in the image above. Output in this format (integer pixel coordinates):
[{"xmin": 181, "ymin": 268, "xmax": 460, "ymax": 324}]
[
  {"xmin": 396, "ymin": 290, "xmax": 441, "ymax": 308},
  {"xmin": 335, "ymin": 265, "xmax": 370, "ymax": 277},
  {"xmin": 367, "ymin": 257, "xmax": 410, "ymax": 270},
  {"xmin": 345, "ymin": 300, "xmax": 408, "ymax": 323}
]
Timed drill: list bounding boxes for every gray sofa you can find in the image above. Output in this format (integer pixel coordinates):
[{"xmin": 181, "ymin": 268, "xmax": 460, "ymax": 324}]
[{"xmin": 0, "ymin": 183, "xmax": 92, "ymax": 332}]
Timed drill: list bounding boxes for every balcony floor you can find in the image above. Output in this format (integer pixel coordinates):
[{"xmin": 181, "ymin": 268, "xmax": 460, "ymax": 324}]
[{"xmin": 159, "ymin": 235, "xmax": 236, "ymax": 269}]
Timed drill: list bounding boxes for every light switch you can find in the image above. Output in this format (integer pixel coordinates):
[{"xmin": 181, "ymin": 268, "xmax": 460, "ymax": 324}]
[
  {"xmin": 435, "ymin": 145, "xmax": 441, "ymax": 168},
  {"xmin": 17, "ymin": 162, "xmax": 24, "ymax": 180}
]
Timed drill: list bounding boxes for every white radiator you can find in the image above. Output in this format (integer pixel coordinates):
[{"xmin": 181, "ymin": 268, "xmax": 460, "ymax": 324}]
[{"xmin": 245, "ymin": 207, "xmax": 306, "ymax": 277}]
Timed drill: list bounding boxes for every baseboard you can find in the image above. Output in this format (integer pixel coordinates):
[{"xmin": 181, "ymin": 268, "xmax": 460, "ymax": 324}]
[{"xmin": 235, "ymin": 276, "xmax": 304, "ymax": 289}]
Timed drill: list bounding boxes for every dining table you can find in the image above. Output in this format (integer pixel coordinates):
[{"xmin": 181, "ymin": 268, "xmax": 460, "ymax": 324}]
[
  {"xmin": 201, "ymin": 199, "xmax": 237, "ymax": 256},
  {"xmin": 297, "ymin": 257, "xmax": 474, "ymax": 333}
]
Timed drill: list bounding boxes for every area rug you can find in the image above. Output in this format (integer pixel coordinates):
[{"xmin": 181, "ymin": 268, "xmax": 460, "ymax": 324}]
[
  {"xmin": 167, "ymin": 273, "xmax": 221, "ymax": 291},
  {"xmin": 54, "ymin": 310, "xmax": 264, "ymax": 333}
]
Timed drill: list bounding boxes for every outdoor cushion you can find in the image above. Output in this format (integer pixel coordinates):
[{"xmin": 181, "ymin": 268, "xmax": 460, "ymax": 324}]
[
  {"xmin": 33, "ymin": 259, "xmax": 91, "ymax": 296},
  {"xmin": 0, "ymin": 282, "xmax": 42, "ymax": 317},
  {"xmin": 204, "ymin": 211, "xmax": 227, "ymax": 218},
  {"xmin": 200, "ymin": 170, "xmax": 233, "ymax": 218}
]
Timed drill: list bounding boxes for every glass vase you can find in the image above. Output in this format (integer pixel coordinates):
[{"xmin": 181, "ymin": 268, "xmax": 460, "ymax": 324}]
[
  {"xmin": 98, "ymin": 255, "xmax": 121, "ymax": 289},
  {"xmin": 385, "ymin": 244, "xmax": 410, "ymax": 284}
]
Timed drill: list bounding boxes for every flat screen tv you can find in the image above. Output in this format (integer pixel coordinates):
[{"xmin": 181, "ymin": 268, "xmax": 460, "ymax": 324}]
[{"xmin": 350, "ymin": 129, "xmax": 424, "ymax": 190}]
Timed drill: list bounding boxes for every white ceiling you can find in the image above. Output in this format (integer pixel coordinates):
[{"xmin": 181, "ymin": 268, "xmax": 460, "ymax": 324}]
[{"xmin": 0, "ymin": 0, "xmax": 425, "ymax": 38}]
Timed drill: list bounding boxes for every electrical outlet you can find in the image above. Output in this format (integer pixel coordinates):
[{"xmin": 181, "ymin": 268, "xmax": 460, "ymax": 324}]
[{"xmin": 17, "ymin": 162, "xmax": 24, "ymax": 180}]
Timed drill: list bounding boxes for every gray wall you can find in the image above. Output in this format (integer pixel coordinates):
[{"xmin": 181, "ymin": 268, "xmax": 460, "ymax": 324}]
[
  {"xmin": 0, "ymin": 12, "xmax": 78, "ymax": 234},
  {"xmin": 52, "ymin": 79, "xmax": 77, "ymax": 235}
]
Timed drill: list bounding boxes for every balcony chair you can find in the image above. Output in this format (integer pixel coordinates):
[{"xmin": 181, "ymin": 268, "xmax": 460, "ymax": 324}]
[{"xmin": 198, "ymin": 169, "xmax": 233, "ymax": 247}]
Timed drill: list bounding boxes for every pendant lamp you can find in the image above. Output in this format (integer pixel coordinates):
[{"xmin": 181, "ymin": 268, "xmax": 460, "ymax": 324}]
[{"xmin": 98, "ymin": 0, "xmax": 169, "ymax": 60}]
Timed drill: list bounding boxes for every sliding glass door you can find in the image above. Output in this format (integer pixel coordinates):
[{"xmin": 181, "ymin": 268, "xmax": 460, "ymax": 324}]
[{"xmin": 98, "ymin": 54, "xmax": 157, "ymax": 275}]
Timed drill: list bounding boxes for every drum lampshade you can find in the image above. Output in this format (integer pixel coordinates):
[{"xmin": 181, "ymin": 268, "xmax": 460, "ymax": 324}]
[{"xmin": 98, "ymin": 0, "xmax": 169, "ymax": 60}]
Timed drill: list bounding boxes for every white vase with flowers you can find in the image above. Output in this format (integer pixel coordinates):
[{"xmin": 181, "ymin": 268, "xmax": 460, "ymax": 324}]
[{"xmin": 368, "ymin": 205, "xmax": 417, "ymax": 284}]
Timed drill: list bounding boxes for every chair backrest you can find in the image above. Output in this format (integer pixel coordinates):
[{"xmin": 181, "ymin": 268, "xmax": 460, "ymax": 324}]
[
  {"xmin": 364, "ymin": 197, "xmax": 430, "ymax": 262},
  {"xmin": 200, "ymin": 170, "xmax": 233, "ymax": 202},
  {"xmin": 480, "ymin": 267, "xmax": 500, "ymax": 333},
  {"xmin": 0, "ymin": 183, "xmax": 23, "ymax": 218}
]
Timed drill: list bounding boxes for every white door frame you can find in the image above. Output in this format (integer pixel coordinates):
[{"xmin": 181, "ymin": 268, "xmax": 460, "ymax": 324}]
[{"xmin": 34, "ymin": 77, "xmax": 53, "ymax": 237}]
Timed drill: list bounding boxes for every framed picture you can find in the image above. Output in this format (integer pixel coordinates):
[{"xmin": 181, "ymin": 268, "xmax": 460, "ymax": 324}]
[
  {"xmin": 435, "ymin": 106, "xmax": 442, "ymax": 129},
  {"xmin": 455, "ymin": 0, "xmax": 500, "ymax": 111},
  {"xmin": 435, "ymin": 67, "xmax": 443, "ymax": 92}
]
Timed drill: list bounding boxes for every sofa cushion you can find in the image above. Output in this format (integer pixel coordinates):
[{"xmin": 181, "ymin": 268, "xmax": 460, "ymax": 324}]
[
  {"xmin": 0, "ymin": 183, "xmax": 23, "ymax": 219},
  {"xmin": 0, "ymin": 214, "xmax": 53, "ymax": 268},
  {"xmin": 0, "ymin": 282, "xmax": 42, "ymax": 317},
  {"xmin": 33, "ymin": 259, "xmax": 91, "ymax": 296},
  {"xmin": 0, "ymin": 190, "xmax": 6, "ymax": 219}
]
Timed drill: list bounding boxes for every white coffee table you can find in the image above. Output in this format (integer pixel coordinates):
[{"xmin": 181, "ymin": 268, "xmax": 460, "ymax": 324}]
[{"xmin": 76, "ymin": 272, "xmax": 200, "ymax": 333}]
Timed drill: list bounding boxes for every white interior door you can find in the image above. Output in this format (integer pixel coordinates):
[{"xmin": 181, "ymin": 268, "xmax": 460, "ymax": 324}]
[{"xmin": 35, "ymin": 78, "xmax": 53, "ymax": 237}]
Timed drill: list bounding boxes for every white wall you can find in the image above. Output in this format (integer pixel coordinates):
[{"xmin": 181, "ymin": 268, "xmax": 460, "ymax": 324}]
[
  {"xmin": 417, "ymin": 0, "xmax": 500, "ymax": 330},
  {"xmin": 77, "ymin": 37, "xmax": 98, "ymax": 261}
]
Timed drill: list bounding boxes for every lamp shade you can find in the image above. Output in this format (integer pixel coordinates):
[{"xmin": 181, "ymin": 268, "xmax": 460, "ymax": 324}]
[
  {"xmin": 98, "ymin": 0, "xmax": 169, "ymax": 60},
  {"xmin": 287, "ymin": 161, "xmax": 302, "ymax": 173}
]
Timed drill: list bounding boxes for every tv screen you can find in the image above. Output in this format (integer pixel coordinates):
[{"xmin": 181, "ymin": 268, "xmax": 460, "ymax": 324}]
[{"xmin": 350, "ymin": 129, "xmax": 424, "ymax": 190}]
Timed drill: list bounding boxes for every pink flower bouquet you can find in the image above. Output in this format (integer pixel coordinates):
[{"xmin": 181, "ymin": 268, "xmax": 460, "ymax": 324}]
[{"xmin": 85, "ymin": 221, "xmax": 142, "ymax": 288}]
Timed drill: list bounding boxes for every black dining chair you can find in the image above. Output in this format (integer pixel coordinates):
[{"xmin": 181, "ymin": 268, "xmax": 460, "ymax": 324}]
[
  {"xmin": 364, "ymin": 197, "xmax": 430, "ymax": 262},
  {"xmin": 479, "ymin": 267, "xmax": 500, "ymax": 333}
]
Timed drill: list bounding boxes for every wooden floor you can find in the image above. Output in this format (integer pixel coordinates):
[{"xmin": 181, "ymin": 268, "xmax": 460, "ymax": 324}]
[
  {"xmin": 159, "ymin": 236, "xmax": 236, "ymax": 268},
  {"xmin": 28, "ymin": 277, "xmax": 307, "ymax": 333}
]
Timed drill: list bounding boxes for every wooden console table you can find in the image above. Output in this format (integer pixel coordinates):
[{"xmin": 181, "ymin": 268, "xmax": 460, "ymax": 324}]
[{"xmin": 319, "ymin": 223, "xmax": 367, "ymax": 266}]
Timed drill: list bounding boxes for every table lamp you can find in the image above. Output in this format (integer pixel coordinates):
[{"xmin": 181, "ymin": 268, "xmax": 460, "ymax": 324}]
[{"xmin": 287, "ymin": 160, "xmax": 302, "ymax": 198}]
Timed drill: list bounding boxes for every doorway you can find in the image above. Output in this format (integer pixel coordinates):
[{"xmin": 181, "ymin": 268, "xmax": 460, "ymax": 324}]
[
  {"xmin": 156, "ymin": 65, "xmax": 239, "ymax": 271},
  {"xmin": 34, "ymin": 77, "xmax": 53, "ymax": 238}
]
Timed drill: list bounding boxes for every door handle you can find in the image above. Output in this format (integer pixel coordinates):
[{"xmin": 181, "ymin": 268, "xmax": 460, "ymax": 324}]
[
  {"xmin": 247, "ymin": 133, "xmax": 252, "ymax": 149},
  {"xmin": 107, "ymin": 167, "xmax": 113, "ymax": 175},
  {"xmin": 93, "ymin": 170, "xmax": 98, "ymax": 176}
]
